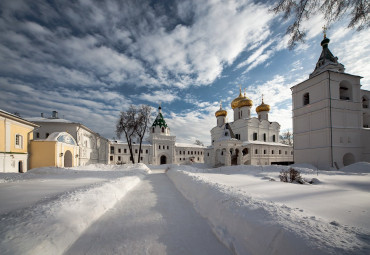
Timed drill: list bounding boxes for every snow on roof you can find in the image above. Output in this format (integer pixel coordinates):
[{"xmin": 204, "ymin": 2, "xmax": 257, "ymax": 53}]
[
  {"xmin": 0, "ymin": 109, "xmax": 39, "ymax": 127},
  {"xmin": 242, "ymin": 140, "xmax": 291, "ymax": 147},
  {"xmin": 26, "ymin": 117, "xmax": 75, "ymax": 123},
  {"xmin": 175, "ymin": 143, "xmax": 205, "ymax": 148},
  {"xmin": 110, "ymin": 140, "xmax": 152, "ymax": 146}
]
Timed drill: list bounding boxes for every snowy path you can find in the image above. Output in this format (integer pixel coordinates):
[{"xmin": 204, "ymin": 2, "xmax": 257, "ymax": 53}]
[{"xmin": 65, "ymin": 169, "xmax": 232, "ymax": 255}]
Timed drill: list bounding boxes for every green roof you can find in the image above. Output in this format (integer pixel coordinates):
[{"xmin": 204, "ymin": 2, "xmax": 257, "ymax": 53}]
[{"xmin": 152, "ymin": 113, "xmax": 168, "ymax": 128}]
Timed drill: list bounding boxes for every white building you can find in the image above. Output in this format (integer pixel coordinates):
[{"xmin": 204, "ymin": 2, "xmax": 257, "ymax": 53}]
[
  {"xmin": 205, "ymin": 91, "xmax": 293, "ymax": 167},
  {"xmin": 110, "ymin": 106, "xmax": 205, "ymax": 165},
  {"xmin": 28, "ymin": 111, "xmax": 109, "ymax": 166},
  {"xmin": 291, "ymin": 32, "xmax": 370, "ymax": 169}
]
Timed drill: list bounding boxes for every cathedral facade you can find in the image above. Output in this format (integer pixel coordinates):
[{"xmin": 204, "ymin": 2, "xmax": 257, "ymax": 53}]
[
  {"xmin": 110, "ymin": 106, "xmax": 205, "ymax": 165},
  {"xmin": 291, "ymin": 32, "xmax": 370, "ymax": 170},
  {"xmin": 204, "ymin": 91, "xmax": 293, "ymax": 167}
]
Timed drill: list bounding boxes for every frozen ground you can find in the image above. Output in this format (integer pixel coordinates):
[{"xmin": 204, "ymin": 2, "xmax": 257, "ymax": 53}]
[
  {"xmin": 0, "ymin": 162, "xmax": 369, "ymax": 255},
  {"xmin": 168, "ymin": 162, "xmax": 370, "ymax": 254}
]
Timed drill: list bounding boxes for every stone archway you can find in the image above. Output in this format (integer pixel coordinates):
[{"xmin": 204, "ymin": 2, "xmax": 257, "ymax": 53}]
[
  {"xmin": 343, "ymin": 153, "xmax": 355, "ymax": 166},
  {"xmin": 64, "ymin": 150, "xmax": 73, "ymax": 167},
  {"xmin": 160, "ymin": 155, "xmax": 167, "ymax": 165}
]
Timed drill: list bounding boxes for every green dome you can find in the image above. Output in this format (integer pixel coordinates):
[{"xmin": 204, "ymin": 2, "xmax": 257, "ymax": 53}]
[{"xmin": 152, "ymin": 107, "xmax": 168, "ymax": 128}]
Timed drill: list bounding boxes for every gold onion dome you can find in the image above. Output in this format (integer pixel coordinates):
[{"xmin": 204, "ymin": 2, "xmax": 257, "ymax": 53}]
[
  {"xmin": 215, "ymin": 101, "xmax": 227, "ymax": 117},
  {"xmin": 256, "ymin": 97, "xmax": 270, "ymax": 113},
  {"xmin": 231, "ymin": 87, "xmax": 246, "ymax": 109},
  {"xmin": 238, "ymin": 92, "xmax": 253, "ymax": 107}
]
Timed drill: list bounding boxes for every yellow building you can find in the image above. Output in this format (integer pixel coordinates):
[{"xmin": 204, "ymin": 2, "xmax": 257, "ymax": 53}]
[
  {"xmin": 30, "ymin": 132, "xmax": 79, "ymax": 169},
  {"xmin": 0, "ymin": 109, "xmax": 38, "ymax": 173}
]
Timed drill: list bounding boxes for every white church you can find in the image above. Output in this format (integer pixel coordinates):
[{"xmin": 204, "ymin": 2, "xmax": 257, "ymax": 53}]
[
  {"xmin": 110, "ymin": 106, "xmax": 205, "ymax": 165},
  {"xmin": 291, "ymin": 31, "xmax": 370, "ymax": 170},
  {"xmin": 204, "ymin": 90, "xmax": 293, "ymax": 167}
]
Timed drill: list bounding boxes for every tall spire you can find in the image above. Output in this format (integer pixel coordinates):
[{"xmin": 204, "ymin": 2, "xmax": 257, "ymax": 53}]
[{"xmin": 309, "ymin": 28, "xmax": 345, "ymax": 78}]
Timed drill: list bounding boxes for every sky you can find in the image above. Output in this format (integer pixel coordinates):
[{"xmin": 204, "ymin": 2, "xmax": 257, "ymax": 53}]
[{"xmin": 1, "ymin": 0, "xmax": 369, "ymax": 145}]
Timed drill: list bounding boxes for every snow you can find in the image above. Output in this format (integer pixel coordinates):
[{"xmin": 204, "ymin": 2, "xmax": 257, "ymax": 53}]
[
  {"xmin": 0, "ymin": 162, "xmax": 369, "ymax": 254},
  {"xmin": 26, "ymin": 117, "xmax": 74, "ymax": 123},
  {"xmin": 175, "ymin": 142, "xmax": 205, "ymax": 148},
  {"xmin": 167, "ymin": 163, "xmax": 370, "ymax": 254},
  {"xmin": 0, "ymin": 164, "xmax": 149, "ymax": 254}
]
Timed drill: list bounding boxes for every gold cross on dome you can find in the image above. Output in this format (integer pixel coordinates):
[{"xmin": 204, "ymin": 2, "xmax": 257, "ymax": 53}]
[
  {"xmin": 262, "ymin": 94, "xmax": 264, "ymax": 103},
  {"xmin": 322, "ymin": 25, "xmax": 327, "ymax": 38},
  {"xmin": 219, "ymin": 100, "xmax": 222, "ymax": 109},
  {"xmin": 239, "ymin": 84, "xmax": 242, "ymax": 94}
]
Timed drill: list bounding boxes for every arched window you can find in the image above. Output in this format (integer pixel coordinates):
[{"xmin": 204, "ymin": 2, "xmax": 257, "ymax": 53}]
[
  {"xmin": 263, "ymin": 133, "xmax": 266, "ymax": 142},
  {"xmin": 253, "ymin": 133, "xmax": 257, "ymax": 141},
  {"xmin": 303, "ymin": 93, "xmax": 310, "ymax": 105},
  {"xmin": 161, "ymin": 127, "xmax": 165, "ymax": 133},
  {"xmin": 339, "ymin": 81, "xmax": 352, "ymax": 101},
  {"xmin": 272, "ymin": 135, "xmax": 276, "ymax": 142},
  {"xmin": 242, "ymin": 148, "xmax": 248, "ymax": 155}
]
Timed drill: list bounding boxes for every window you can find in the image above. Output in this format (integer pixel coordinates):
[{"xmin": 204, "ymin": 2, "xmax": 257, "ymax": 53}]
[
  {"xmin": 135, "ymin": 149, "xmax": 138, "ymax": 154},
  {"xmin": 118, "ymin": 156, "xmax": 121, "ymax": 161},
  {"xmin": 124, "ymin": 149, "xmax": 127, "ymax": 153},
  {"xmin": 110, "ymin": 146, "xmax": 114, "ymax": 154},
  {"xmin": 180, "ymin": 158, "xmax": 182, "ymax": 161},
  {"xmin": 146, "ymin": 149, "xmax": 148, "ymax": 154},
  {"xmin": 263, "ymin": 133, "xmax": 266, "ymax": 142},
  {"xmin": 363, "ymin": 96, "xmax": 369, "ymax": 108},
  {"xmin": 255, "ymin": 149, "xmax": 258, "ymax": 154},
  {"xmin": 36, "ymin": 132, "xmax": 40, "ymax": 138},
  {"xmin": 201, "ymin": 152, "xmax": 203, "ymax": 155},
  {"xmin": 242, "ymin": 148, "xmax": 248, "ymax": 155},
  {"xmin": 263, "ymin": 149, "xmax": 266, "ymax": 154},
  {"xmin": 110, "ymin": 156, "xmax": 113, "ymax": 161},
  {"xmin": 273, "ymin": 135, "xmax": 276, "ymax": 142},
  {"xmin": 291, "ymin": 151, "xmax": 293, "ymax": 155},
  {"xmin": 191, "ymin": 151, "xmax": 193, "ymax": 155},
  {"xmin": 303, "ymin": 93, "xmax": 310, "ymax": 105},
  {"xmin": 235, "ymin": 134, "xmax": 240, "ymax": 140},
  {"xmin": 198, "ymin": 157, "xmax": 200, "ymax": 161},
  {"xmin": 253, "ymin": 133, "xmax": 257, "ymax": 141},
  {"xmin": 180, "ymin": 151, "xmax": 182, "ymax": 155},
  {"xmin": 167, "ymin": 146, "xmax": 169, "ymax": 150},
  {"xmin": 140, "ymin": 157, "xmax": 143, "ymax": 160},
  {"xmin": 279, "ymin": 150, "xmax": 282, "ymax": 154},
  {"xmin": 140, "ymin": 149, "xmax": 143, "ymax": 153},
  {"xmin": 159, "ymin": 145, "xmax": 161, "ymax": 149},
  {"xmin": 15, "ymin": 134, "xmax": 23, "ymax": 148},
  {"xmin": 285, "ymin": 151, "xmax": 287, "ymax": 155},
  {"xmin": 118, "ymin": 148, "xmax": 121, "ymax": 153},
  {"xmin": 221, "ymin": 151, "xmax": 223, "ymax": 155},
  {"xmin": 272, "ymin": 150, "xmax": 274, "ymax": 154},
  {"xmin": 207, "ymin": 153, "xmax": 209, "ymax": 156},
  {"xmin": 339, "ymin": 81, "xmax": 352, "ymax": 101},
  {"xmin": 162, "ymin": 127, "xmax": 165, "ymax": 133},
  {"xmin": 46, "ymin": 133, "xmax": 49, "ymax": 138},
  {"xmin": 188, "ymin": 151, "xmax": 190, "ymax": 155}
]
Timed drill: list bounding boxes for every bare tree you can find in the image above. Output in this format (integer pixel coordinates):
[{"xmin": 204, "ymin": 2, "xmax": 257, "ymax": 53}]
[
  {"xmin": 194, "ymin": 140, "xmax": 204, "ymax": 146},
  {"xmin": 280, "ymin": 130, "xmax": 293, "ymax": 146},
  {"xmin": 116, "ymin": 106, "xmax": 138, "ymax": 164},
  {"xmin": 271, "ymin": 0, "xmax": 370, "ymax": 48},
  {"xmin": 135, "ymin": 105, "xmax": 152, "ymax": 163}
]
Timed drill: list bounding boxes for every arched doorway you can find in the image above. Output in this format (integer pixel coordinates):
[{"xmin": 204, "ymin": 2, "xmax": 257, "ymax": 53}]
[
  {"xmin": 18, "ymin": 161, "xmax": 23, "ymax": 173},
  {"xmin": 64, "ymin": 150, "xmax": 73, "ymax": 167},
  {"xmin": 343, "ymin": 153, "xmax": 355, "ymax": 166},
  {"xmin": 160, "ymin": 155, "xmax": 167, "ymax": 165}
]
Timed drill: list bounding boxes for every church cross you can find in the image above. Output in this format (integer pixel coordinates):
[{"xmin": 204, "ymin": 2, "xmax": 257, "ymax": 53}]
[{"xmin": 322, "ymin": 25, "xmax": 327, "ymax": 38}]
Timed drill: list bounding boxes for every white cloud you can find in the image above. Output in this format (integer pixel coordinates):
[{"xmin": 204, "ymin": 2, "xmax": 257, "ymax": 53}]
[{"xmin": 138, "ymin": 90, "xmax": 179, "ymax": 104}]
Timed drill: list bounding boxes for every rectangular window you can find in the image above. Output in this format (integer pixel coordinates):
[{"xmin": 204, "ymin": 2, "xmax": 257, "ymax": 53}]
[
  {"xmin": 279, "ymin": 150, "xmax": 281, "ymax": 154},
  {"xmin": 118, "ymin": 148, "xmax": 121, "ymax": 153},
  {"xmin": 140, "ymin": 157, "xmax": 143, "ymax": 160},
  {"xmin": 272, "ymin": 150, "xmax": 274, "ymax": 154},
  {"xmin": 264, "ymin": 149, "xmax": 266, "ymax": 154},
  {"xmin": 180, "ymin": 151, "xmax": 182, "ymax": 155},
  {"xmin": 255, "ymin": 149, "xmax": 258, "ymax": 154},
  {"xmin": 167, "ymin": 146, "xmax": 169, "ymax": 150},
  {"xmin": 118, "ymin": 156, "xmax": 121, "ymax": 161},
  {"xmin": 110, "ymin": 156, "xmax": 113, "ymax": 161},
  {"xmin": 36, "ymin": 132, "xmax": 40, "ymax": 138},
  {"xmin": 46, "ymin": 133, "xmax": 49, "ymax": 138},
  {"xmin": 146, "ymin": 149, "xmax": 148, "ymax": 154},
  {"xmin": 135, "ymin": 149, "xmax": 138, "ymax": 154},
  {"xmin": 188, "ymin": 151, "xmax": 190, "ymax": 155},
  {"xmin": 263, "ymin": 133, "xmax": 266, "ymax": 142},
  {"xmin": 285, "ymin": 151, "xmax": 287, "ymax": 155},
  {"xmin": 110, "ymin": 146, "xmax": 114, "ymax": 154},
  {"xmin": 159, "ymin": 145, "xmax": 161, "ymax": 149},
  {"xmin": 124, "ymin": 149, "xmax": 127, "ymax": 153}
]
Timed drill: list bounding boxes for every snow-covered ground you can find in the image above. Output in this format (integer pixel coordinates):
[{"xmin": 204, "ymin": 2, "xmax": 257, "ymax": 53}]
[
  {"xmin": 0, "ymin": 164, "xmax": 150, "ymax": 255},
  {"xmin": 0, "ymin": 162, "xmax": 369, "ymax": 255},
  {"xmin": 167, "ymin": 162, "xmax": 370, "ymax": 255}
]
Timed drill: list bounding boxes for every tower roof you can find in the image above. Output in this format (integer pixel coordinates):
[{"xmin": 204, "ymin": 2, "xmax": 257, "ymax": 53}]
[
  {"xmin": 256, "ymin": 95, "xmax": 270, "ymax": 113},
  {"xmin": 152, "ymin": 106, "xmax": 168, "ymax": 128},
  {"xmin": 309, "ymin": 30, "xmax": 345, "ymax": 78}
]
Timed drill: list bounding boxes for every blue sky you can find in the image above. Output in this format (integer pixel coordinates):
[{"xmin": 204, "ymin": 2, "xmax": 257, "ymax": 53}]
[{"xmin": 1, "ymin": 0, "xmax": 369, "ymax": 145}]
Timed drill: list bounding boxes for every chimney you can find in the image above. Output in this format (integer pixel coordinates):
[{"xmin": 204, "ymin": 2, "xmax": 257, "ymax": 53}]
[
  {"xmin": 41, "ymin": 113, "xmax": 44, "ymax": 118},
  {"xmin": 52, "ymin": 111, "xmax": 58, "ymax": 119}
]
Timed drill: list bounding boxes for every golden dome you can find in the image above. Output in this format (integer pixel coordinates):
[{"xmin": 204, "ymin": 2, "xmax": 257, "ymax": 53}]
[
  {"xmin": 238, "ymin": 92, "xmax": 253, "ymax": 107},
  {"xmin": 215, "ymin": 101, "xmax": 227, "ymax": 117},
  {"xmin": 256, "ymin": 97, "xmax": 270, "ymax": 113},
  {"xmin": 231, "ymin": 87, "xmax": 246, "ymax": 109}
]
